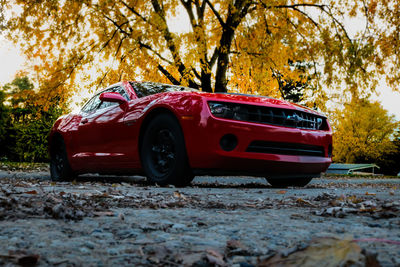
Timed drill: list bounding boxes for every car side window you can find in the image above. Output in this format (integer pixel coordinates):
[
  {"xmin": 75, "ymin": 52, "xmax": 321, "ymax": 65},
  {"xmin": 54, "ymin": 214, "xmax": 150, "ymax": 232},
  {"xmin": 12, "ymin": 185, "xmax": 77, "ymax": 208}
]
[
  {"xmin": 113, "ymin": 86, "xmax": 130, "ymax": 101},
  {"xmin": 81, "ymin": 86, "xmax": 130, "ymax": 113},
  {"xmin": 81, "ymin": 94, "xmax": 101, "ymax": 113}
]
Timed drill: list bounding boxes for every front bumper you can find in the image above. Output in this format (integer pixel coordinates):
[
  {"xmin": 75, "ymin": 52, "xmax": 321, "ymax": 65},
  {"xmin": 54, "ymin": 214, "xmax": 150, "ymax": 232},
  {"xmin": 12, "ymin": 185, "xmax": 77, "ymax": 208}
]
[{"xmin": 182, "ymin": 108, "xmax": 332, "ymax": 177}]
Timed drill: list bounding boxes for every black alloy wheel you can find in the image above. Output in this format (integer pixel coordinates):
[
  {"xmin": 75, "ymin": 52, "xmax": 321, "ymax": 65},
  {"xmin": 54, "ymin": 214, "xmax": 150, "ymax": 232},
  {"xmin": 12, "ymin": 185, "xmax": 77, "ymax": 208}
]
[
  {"xmin": 266, "ymin": 177, "xmax": 313, "ymax": 188},
  {"xmin": 50, "ymin": 137, "xmax": 75, "ymax": 181},
  {"xmin": 141, "ymin": 113, "xmax": 193, "ymax": 186}
]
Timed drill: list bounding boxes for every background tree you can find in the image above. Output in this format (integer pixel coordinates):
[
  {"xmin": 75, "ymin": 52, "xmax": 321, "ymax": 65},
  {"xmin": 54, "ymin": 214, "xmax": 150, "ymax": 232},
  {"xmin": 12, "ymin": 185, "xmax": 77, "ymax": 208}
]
[
  {"xmin": 331, "ymin": 99, "xmax": 399, "ymax": 164},
  {"xmin": 376, "ymin": 131, "xmax": 400, "ymax": 175},
  {"xmin": 3, "ymin": 0, "xmax": 400, "ymax": 108},
  {"xmin": 0, "ymin": 90, "xmax": 10, "ymax": 159},
  {"xmin": 0, "ymin": 76, "xmax": 67, "ymax": 162}
]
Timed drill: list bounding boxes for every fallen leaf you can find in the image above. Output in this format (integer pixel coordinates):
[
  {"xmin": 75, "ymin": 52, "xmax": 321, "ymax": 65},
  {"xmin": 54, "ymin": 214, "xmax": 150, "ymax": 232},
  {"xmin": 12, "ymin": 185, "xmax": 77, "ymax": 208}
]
[
  {"xmin": 24, "ymin": 190, "xmax": 37, "ymax": 195},
  {"xmin": 365, "ymin": 192, "xmax": 376, "ymax": 196},
  {"xmin": 226, "ymin": 240, "xmax": 244, "ymax": 250},
  {"xmin": 173, "ymin": 191, "xmax": 187, "ymax": 200},
  {"xmin": 205, "ymin": 249, "xmax": 226, "ymax": 266},
  {"xmin": 276, "ymin": 190, "xmax": 287, "ymax": 194},
  {"xmin": 258, "ymin": 236, "xmax": 379, "ymax": 267},
  {"xmin": 296, "ymin": 198, "xmax": 316, "ymax": 207},
  {"xmin": 93, "ymin": 211, "xmax": 115, "ymax": 217}
]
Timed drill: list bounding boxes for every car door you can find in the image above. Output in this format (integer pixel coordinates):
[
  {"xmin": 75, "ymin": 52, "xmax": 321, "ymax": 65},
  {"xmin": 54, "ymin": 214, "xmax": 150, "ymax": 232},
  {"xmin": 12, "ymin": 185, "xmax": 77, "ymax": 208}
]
[
  {"xmin": 72, "ymin": 86, "xmax": 130, "ymax": 171},
  {"xmin": 71, "ymin": 92, "xmax": 104, "ymax": 171},
  {"xmin": 92, "ymin": 86, "xmax": 134, "ymax": 170}
]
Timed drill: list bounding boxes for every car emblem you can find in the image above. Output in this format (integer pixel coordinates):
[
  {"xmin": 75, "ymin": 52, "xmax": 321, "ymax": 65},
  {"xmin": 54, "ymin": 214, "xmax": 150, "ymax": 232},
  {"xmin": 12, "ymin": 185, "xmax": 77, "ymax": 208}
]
[{"xmin": 287, "ymin": 113, "xmax": 303, "ymax": 125}]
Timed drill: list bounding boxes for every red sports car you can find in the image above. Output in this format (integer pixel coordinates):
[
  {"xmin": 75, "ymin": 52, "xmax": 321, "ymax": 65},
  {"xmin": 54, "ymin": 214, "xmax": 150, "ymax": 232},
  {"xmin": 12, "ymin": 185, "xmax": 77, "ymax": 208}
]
[{"xmin": 49, "ymin": 81, "xmax": 332, "ymax": 187}]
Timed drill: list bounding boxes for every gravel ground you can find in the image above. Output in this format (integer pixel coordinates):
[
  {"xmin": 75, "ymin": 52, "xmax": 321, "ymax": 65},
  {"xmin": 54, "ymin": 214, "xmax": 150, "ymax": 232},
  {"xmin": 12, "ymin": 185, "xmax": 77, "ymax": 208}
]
[{"xmin": 0, "ymin": 171, "xmax": 399, "ymax": 266}]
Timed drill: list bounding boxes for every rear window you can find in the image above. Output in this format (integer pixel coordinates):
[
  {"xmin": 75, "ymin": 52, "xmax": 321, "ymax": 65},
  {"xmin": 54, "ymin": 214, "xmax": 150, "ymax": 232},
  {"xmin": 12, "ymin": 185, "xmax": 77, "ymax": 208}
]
[{"xmin": 130, "ymin": 82, "xmax": 197, "ymax": 97}]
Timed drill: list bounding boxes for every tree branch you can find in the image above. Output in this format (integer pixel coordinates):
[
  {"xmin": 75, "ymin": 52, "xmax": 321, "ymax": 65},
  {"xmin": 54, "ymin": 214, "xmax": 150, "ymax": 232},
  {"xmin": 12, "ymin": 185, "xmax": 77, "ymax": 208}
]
[
  {"xmin": 151, "ymin": 0, "xmax": 198, "ymax": 88},
  {"xmin": 157, "ymin": 64, "xmax": 180, "ymax": 85},
  {"xmin": 102, "ymin": 14, "xmax": 130, "ymax": 36},
  {"xmin": 204, "ymin": 0, "xmax": 225, "ymax": 28},
  {"xmin": 138, "ymin": 41, "xmax": 173, "ymax": 65},
  {"xmin": 120, "ymin": 0, "xmax": 156, "ymax": 27}
]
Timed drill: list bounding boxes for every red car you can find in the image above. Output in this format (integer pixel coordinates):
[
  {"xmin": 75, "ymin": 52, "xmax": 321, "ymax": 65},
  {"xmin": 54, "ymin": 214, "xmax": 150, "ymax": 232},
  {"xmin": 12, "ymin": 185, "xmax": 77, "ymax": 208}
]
[{"xmin": 49, "ymin": 81, "xmax": 332, "ymax": 187}]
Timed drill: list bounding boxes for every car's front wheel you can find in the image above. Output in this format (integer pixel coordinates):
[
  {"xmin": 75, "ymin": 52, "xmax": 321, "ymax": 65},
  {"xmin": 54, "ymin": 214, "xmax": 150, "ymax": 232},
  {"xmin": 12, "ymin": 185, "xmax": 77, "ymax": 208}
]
[
  {"xmin": 140, "ymin": 113, "xmax": 193, "ymax": 186},
  {"xmin": 266, "ymin": 177, "xmax": 313, "ymax": 188},
  {"xmin": 50, "ymin": 137, "xmax": 75, "ymax": 181}
]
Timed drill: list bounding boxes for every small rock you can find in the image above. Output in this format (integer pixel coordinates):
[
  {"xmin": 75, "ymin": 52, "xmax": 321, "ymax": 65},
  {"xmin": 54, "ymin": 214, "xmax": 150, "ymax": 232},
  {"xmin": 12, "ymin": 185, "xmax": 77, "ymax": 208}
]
[
  {"xmin": 231, "ymin": 256, "xmax": 246, "ymax": 264},
  {"xmin": 107, "ymin": 248, "xmax": 119, "ymax": 255},
  {"xmin": 84, "ymin": 241, "xmax": 96, "ymax": 249},
  {"xmin": 79, "ymin": 247, "xmax": 91, "ymax": 254}
]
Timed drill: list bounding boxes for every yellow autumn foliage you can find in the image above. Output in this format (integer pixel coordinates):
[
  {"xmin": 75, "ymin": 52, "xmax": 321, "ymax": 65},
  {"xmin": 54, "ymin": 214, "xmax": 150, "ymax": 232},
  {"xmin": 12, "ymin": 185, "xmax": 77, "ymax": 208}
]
[
  {"xmin": 1, "ymin": 0, "xmax": 400, "ymax": 109},
  {"xmin": 331, "ymin": 99, "xmax": 399, "ymax": 163}
]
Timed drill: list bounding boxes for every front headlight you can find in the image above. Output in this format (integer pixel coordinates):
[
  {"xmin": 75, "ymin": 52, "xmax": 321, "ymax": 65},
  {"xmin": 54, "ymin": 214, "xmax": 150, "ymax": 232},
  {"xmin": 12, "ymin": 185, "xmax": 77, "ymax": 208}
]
[{"xmin": 208, "ymin": 101, "xmax": 248, "ymax": 121}]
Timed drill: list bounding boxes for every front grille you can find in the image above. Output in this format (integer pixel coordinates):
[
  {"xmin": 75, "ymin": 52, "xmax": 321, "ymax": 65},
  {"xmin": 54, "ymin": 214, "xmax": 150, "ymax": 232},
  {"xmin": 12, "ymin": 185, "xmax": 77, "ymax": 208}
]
[
  {"xmin": 247, "ymin": 141, "xmax": 326, "ymax": 157},
  {"xmin": 210, "ymin": 101, "xmax": 327, "ymax": 130}
]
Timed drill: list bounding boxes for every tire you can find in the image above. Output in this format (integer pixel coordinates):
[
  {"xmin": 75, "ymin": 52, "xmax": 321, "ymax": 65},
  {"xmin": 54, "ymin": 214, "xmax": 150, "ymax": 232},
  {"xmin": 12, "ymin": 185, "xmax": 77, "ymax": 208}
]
[
  {"xmin": 50, "ymin": 137, "xmax": 75, "ymax": 181},
  {"xmin": 266, "ymin": 177, "xmax": 313, "ymax": 188},
  {"xmin": 140, "ymin": 113, "xmax": 193, "ymax": 186}
]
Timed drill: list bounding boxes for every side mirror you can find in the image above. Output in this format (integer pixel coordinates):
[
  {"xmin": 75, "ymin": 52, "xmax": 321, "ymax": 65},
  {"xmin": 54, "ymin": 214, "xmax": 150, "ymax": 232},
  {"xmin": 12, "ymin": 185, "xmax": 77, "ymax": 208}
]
[{"xmin": 99, "ymin": 92, "xmax": 127, "ymax": 104}]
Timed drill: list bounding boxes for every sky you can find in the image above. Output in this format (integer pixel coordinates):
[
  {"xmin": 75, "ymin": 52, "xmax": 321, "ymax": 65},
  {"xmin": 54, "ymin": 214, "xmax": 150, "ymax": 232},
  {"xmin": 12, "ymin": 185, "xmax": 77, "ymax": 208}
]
[
  {"xmin": 0, "ymin": 36, "xmax": 24, "ymax": 84},
  {"xmin": 1, "ymin": 17, "xmax": 400, "ymax": 120}
]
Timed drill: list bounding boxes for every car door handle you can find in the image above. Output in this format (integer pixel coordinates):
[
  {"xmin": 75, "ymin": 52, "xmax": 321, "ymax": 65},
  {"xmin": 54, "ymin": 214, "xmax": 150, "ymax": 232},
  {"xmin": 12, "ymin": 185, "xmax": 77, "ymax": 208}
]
[{"xmin": 80, "ymin": 118, "xmax": 88, "ymax": 124}]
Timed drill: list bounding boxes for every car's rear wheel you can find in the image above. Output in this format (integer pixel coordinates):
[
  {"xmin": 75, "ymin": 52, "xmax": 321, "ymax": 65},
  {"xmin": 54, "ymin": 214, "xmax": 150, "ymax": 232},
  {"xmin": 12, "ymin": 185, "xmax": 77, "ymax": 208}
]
[
  {"xmin": 140, "ymin": 113, "xmax": 193, "ymax": 186},
  {"xmin": 50, "ymin": 137, "xmax": 75, "ymax": 181},
  {"xmin": 266, "ymin": 177, "xmax": 313, "ymax": 188}
]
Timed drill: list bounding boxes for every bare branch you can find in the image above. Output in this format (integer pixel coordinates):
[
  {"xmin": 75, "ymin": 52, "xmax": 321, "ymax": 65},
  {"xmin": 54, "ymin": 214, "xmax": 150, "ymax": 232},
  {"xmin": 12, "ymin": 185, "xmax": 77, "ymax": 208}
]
[
  {"xmin": 97, "ymin": 69, "xmax": 111, "ymax": 90},
  {"xmin": 151, "ymin": 0, "xmax": 198, "ymax": 88},
  {"xmin": 205, "ymin": 0, "xmax": 225, "ymax": 28},
  {"xmin": 120, "ymin": 0, "xmax": 155, "ymax": 27},
  {"xmin": 263, "ymin": 3, "xmax": 327, "ymax": 9},
  {"xmin": 99, "ymin": 28, "xmax": 119, "ymax": 52},
  {"xmin": 157, "ymin": 65, "xmax": 180, "ymax": 85},
  {"xmin": 291, "ymin": 7, "xmax": 321, "ymax": 31},
  {"xmin": 115, "ymin": 36, "xmax": 126, "ymax": 57},
  {"xmin": 103, "ymin": 14, "xmax": 130, "ymax": 36},
  {"xmin": 138, "ymin": 41, "xmax": 173, "ymax": 65},
  {"xmin": 209, "ymin": 47, "xmax": 219, "ymax": 66},
  {"xmin": 260, "ymin": 1, "xmax": 352, "ymax": 42},
  {"xmin": 192, "ymin": 67, "xmax": 201, "ymax": 80}
]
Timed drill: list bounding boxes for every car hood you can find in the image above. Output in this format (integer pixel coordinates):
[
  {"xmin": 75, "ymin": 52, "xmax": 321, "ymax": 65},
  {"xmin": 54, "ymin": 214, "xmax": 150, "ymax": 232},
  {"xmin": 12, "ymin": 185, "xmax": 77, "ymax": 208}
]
[{"xmin": 192, "ymin": 92, "xmax": 323, "ymax": 116}]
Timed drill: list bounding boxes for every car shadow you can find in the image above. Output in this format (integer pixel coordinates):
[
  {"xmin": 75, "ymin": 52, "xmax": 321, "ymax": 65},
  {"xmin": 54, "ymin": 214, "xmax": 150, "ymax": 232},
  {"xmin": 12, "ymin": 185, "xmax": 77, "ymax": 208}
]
[
  {"xmin": 76, "ymin": 175, "xmax": 274, "ymax": 188},
  {"xmin": 75, "ymin": 175, "xmax": 324, "ymax": 189},
  {"xmin": 76, "ymin": 174, "xmax": 148, "ymax": 185}
]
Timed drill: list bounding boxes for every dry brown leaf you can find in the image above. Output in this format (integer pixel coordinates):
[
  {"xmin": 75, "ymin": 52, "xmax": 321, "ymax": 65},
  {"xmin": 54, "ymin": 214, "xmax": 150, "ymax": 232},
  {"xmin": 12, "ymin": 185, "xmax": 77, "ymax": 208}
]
[
  {"xmin": 93, "ymin": 211, "xmax": 114, "ymax": 217},
  {"xmin": 226, "ymin": 240, "xmax": 244, "ymax": 250},
  {"xmin": 173, "ymin": 191, "xmax": 187, "ymax": 200},
  {"xmin": 365, "ymin": 192, "xmax": 376, "ymax": 196},
  {"xmin": 24, "ymin": 190, "xmax": 37, "ymax": 195},
  {"xmin": 258, "ymin": 236, "xmax": 378, "ymax": 267},
  {"xmin": 296, "ymin": 198, "xmax": 316, "ymax": 207},
  {"xmin": 206, "ymin": 249, "xmax": 226, "ymax": 266},
  {"xmin": 276, "ymin": 190, "xmax": 287, "ymax": 194}
]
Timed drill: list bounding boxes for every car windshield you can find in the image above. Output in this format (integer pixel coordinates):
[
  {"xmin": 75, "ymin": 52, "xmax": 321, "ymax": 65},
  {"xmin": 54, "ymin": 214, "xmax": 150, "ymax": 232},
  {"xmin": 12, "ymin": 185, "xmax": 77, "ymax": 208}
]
[{"xmin": 130, "ymin": 82, "xmax": 198, "ymax": 98}]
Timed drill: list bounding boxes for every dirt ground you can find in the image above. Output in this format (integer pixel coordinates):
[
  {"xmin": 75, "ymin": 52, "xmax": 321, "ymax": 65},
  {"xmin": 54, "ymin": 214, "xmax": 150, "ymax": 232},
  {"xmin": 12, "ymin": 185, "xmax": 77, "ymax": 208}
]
[{"xmin": 0, "ymin": 166, "xmax": 399, "ymax": 266}]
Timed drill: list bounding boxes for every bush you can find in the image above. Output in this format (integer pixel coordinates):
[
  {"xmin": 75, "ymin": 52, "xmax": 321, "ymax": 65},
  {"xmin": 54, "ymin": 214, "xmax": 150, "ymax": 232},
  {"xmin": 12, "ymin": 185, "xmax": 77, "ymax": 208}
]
[{"xmin": 0, "ymin": 77, "xmax": 66, "ymax": 162}]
